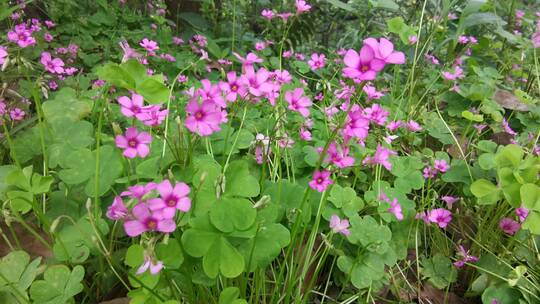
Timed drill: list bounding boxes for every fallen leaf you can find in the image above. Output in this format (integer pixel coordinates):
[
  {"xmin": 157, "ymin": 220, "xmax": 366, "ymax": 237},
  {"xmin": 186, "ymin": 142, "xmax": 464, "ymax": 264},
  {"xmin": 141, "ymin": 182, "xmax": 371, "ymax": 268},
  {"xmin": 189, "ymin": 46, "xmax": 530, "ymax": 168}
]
[{"xmin": 493, "ymin": 89, "xmax": 528, "ymax": 111}]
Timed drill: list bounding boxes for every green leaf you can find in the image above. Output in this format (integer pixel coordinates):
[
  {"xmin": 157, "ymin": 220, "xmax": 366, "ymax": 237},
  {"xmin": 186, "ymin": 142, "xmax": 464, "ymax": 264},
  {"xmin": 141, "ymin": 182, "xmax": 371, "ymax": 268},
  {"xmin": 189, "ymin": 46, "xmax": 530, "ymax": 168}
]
[
  {"xmin": 210, "ymin": 197, "xmax": 256, "ymax": 233},
  {"xmin": 48, "ymin": 119, "xmax": 94, "ymax": 168},
  {"xmin": 478, "ymin": 153, "xmax": 496, "ymax": 170},
  {"xmin": 58, "ymin": 146, "xmax": 123, "ymax": 197},
  {"xmin": 96, "ymin": 62, "xmax": 135, "ymax": 89},
  {"xmin": 137, "ymin": 78, "xmax": 169, "ymax": 104},
  {"xmin": 370, "ymin": 0, "xmax": 399, "ymax": 11},
  {"xmin": 522, "ymin": 211, "xmax": 540, "ymax": 235},
  {"xmin": 0, "ymin": 250, "xmax": 40, "ymax": 300},
  {"xmin": 42, "ymin": 88, "xmax": 92, "ymax": 123},
  {"xmin": 156, "ymin": 239, "xmax": 184, "ymax": 269},
  {"xmin": 463, "ymin": 12, "xmax": 505, "ymax": 28},
  {"xmin": 462, "ymin": 110, "xmax": 484, "ymax": 122},
  {"xmin": 470, "ymin": 179, "xmax": 498, "ymax": 197},
  {"xmin": 239, "ymin": 223, "xmax": 290, "ymax": 271},
  {"xmin": 477, "ymin": 140, "xmax": 497, "ymax": 153},
  {"xmin": 520, "ymin": 184, "xmax": 540, "ymax": 211},
  {"xmin": 348, "ymin": 215, "xmax": 391, "ymax": 253},
  {"xmin": 29, "ymin": 265, "xmax": 84, "ymax": 304},
  {"xmin": 328, "ymin": 185, "xmax": 358, "ymax": 208},
  {"xmin": 337, "ymin": 253, "xmax": 387, "ymax": 289},
  {"xmin": 203, "ymin": 237, "xmax": 244, "ymax": 278},
  {"xmin": 224, "ymin": 160, "xmax": 260, "ymax": 198},
  {"xmin": 494, "ymin": 145, "xmax": 523, "ymax": 168},
  {"xmin": 125, "ymin": 244, "xmax": 145, "ymax": 268},
  {"xmin": 219, "ymin": 287, "xmax": 247, "ymax": 304},
  {"xmin": 481, "ymin": 285, "xmax": 521, "ymax": 304},
  {"xmin": 421, "ymin": 254, "xmax": 457, "ymax": 289},
  {"xmin": 325, "ymin": 0, "xmax": 354, "ymax": 12}
]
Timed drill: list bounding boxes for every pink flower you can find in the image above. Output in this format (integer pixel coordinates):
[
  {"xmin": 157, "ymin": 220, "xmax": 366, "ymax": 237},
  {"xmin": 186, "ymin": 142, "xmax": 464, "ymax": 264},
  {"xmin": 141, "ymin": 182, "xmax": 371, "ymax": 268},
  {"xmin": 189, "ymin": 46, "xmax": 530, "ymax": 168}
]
[
  {"xmin": 273, "ymin": 70, "xmax": 292, "ymax": 84},
  {"xmin": 0, "ymin": 47, "xmax": 7, "ymax": 65},
  {"xmin": 136, "ymin": 255, "xmax": 163, "ymax": 275},
  {"xmin": 441, "ymin": 196, "xmax": 459, "ymax": 208},
  {"xmin": 140, "ymin": 38, "xmax": 159, "ymax": 53},
  {"xmin": 309, "ymin": 170, "xmax": 333, "ymax": 192},
  {"xmin": 173, "ymin": 36, "xmax": 184, "ymax": 45},
  {"xmin": 427, "ymin": 208, "xmax": 452, "ymax": 228},
  {"xmin": 457, "ymin": 35, "xmax": 469, "ymax": 44},
  {"xmin": 329, "ymin": 215, "xmax": 350, "ymax": 236},
  {"xmin": 362, "ymin": 144, "xmax": 396, "ymax": 171},
  {"xmin": 119, "ymin": 40, "xmax": 142, "ymax": 63},
  {"xmin": 185, "ymin": 100, "xmax": 223, "ymax": 136},
  {"xmin": 233, "ymin": 52, "xmax": 263, "ymax": 68},
  {"xmin": 117, "ymin": 93, "xmax": 146, "ymax": 118},
  {"xmin": 423, "ymin": 166, "xmax": 436, "ymax": 179},
  {"xmin": 197, "ymin": 79, "xmax": 226, "ymax": 107},
  {"xmin": 240, "ymin": 66, "xmax": 272, "ymax": 97},
  {"xmin": 453, "ymin": 245, "xmax": 478, "ymax": 268},
  {"xmin": 220, "ymin": 72, "xmax": 247, "ymax": 102},
  {"xmin": 516, "ymin": 207, "xmax": 529, "ymax": 223},
  {"xmin": 285, "ymin": 88, "xmax": 312, "ymax": 117},
  {"xmin": 363, "ymin": 84, "xmax": 384, "ymax": 100},
  {"xmin": 499, "ymin": 217, "xmax": 520, "ymax": 235},
  {"xmin": 43, "ymin": 32, "xmax": 53, "ymax": 42},
  {"xmin": 363, "ymin": 37, "xmax": 406, "ymax": 65},
  {"xmin": 45, "ymin": 20, "xmax": 55, "ymax": 28},
  {"xmin": 41, "ymin": 52, "xmax": 65, "ymax": 74},
  {"xmin": 425, "ymin": 53, "xmax": 440, "ymax": 65},
  {"xmin": 148, "ymin": 180, "xmax": 191, "ymax": 218},
  {"xmin": 442, "ymin": 66, "xmax": 465, "ymax": 81},
  {"xmin": 124, "ymin": 203, "xmax": 176, "ymax": 236},
  {"xmin": 7, "ymin": 24, "xmax": 36, "ymax": 48},
  {"xmin": 386, "ymin": 120, "xmax": 402, "ymax": 132},
  {"xmin": 405, "ymin": 120, "xmax": 422, "ymax": 132},
  {"xmin": 299, "ymin": 127, "xmax": 312, "ymax": 141},
  {"xmin": 48, "ymin": 80, "xmax": 58, "ymax": 90},
  {"xmin": 295, "ymin": 0, "xmax": 312, "ymax": 14},
  {"xmin": 408, "ymin": 35, "xmax": 418, "ymax": 44},
  {"xmin": 261, "ymin": 9, "xmax": 275, "ymax": 20},
  {"xmin": 343, "ymin": 107, "xmax": 370, "ymax": 141},
  {"xmin": 342, "ymin": 45, "xmax": 385, "ymax": 81},
  {"xmin": 308, "ymin": 53, "xmax": 326, "ymax": 70},
  {"xmin": 137, "ymin": 106, "xmax": 168, "ymax": 127},
  {"xmin": 115, "ymin": 127, "xmax": 152, "ymax": 158},
  {"xmin": 277, "ymin": 12, "xmax": 293, "ymax": 21},
  {"xmin": 10, "ymin": 108, "xmax": 25, "ymax": 121},
  {"xmin": 448, "ymin": 12, "xmax": 458, "ymax": 20},
  {"xmin": 363, "ymin": 104, "xmax": 389, "ymax": 126},
  {"xmin": 326, "ymin": 142, "xmax": 355, "ymax": 168},
  {"xmin": 107, "ymin": 196, "xmax": 129, "ymax": 220},
  {"xmin": 121, "ymin": 182, "xmax": 157, "ymax": 201},
  {"xmin": 433, "ymin": 159, "xmax": 449, "ymax": 173},
  {"xmin": 388, "ymin": 198, "xmax": 403, "ymax": 220},
  {"xmin": 501, "ymin": 118, "xmax": 517, "ymax": 136}
]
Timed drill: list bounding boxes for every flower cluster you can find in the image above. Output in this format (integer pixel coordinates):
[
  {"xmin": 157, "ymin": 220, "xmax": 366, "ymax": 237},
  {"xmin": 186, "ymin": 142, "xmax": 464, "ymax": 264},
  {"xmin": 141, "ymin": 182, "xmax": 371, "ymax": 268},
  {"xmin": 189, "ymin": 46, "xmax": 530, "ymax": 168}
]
[{"xmin": 106, "ymin": 180, "xmax": 191, "ymax": 237}]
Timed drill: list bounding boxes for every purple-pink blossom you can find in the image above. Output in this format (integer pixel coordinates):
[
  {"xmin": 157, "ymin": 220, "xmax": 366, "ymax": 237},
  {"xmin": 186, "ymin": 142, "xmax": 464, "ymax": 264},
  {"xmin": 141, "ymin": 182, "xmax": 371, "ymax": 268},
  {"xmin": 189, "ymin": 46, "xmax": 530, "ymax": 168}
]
[
  {"xmin": 184, "ymin": 100, "xmax": 223, "ymax": 136},
  {"xmin": 329, "ymin": 215, "xmax": 350, "ymax": 236},
  {"xmin": 124, "ymin": 203, "xmax": 176, "ymax": 236},
  {"xmin": 140, "ymin": 38, "xmax": 159, "ymax": 53},
  {"xmin": 107, "ymin": 196, "xmax": 129, "ymax": 220},
  {"xmin": 499, "ymin": 217, "xmax": 520, "ymax": 235},
  {"xmin": 115, "ymin": 127, "xmax": 152, "ymax": 158},
  {"xmin": 309, "ymin": 170, "xmax": 333, "ymax": 192},
  {"xmin": 285, "ymin": 88, "xmax": 312, "ymax": 117},
  {"xmin": 362, "ymin": 144, "xmax": 396, "ymax": 171},
  {"xmin": 427, "ymin": 208, "xmax": 452, "ymax": 228},
  {"xmin": 308, "ymin": 53, "xmax": 326, "ymax": 70},
  {"xmin": 41, "ymin": 52, "xmax": 65, "ymax": 74}
]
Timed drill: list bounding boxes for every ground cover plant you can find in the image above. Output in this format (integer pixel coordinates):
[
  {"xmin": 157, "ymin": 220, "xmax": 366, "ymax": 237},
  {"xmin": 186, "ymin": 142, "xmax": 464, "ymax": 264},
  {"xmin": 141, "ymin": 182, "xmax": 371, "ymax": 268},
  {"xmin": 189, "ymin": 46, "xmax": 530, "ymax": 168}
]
[{"xmin": 1, "ymin": 0, "xmax": 540, "ymax": 303}]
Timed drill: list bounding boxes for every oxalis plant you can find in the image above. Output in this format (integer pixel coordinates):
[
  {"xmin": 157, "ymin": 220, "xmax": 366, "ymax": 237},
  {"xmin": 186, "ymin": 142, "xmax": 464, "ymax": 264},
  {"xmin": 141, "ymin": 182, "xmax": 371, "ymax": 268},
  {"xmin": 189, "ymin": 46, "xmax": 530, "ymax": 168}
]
[{"xmin": 1, "ymin": 0, "xmax": 540, "ymax": 303}]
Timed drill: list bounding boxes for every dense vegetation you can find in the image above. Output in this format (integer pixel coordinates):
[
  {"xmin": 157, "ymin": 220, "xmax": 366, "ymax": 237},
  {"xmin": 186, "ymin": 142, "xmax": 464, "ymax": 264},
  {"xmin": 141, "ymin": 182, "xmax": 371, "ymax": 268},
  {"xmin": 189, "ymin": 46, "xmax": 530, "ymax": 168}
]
[{"xmin": 1, "ymin": 0, "xmax": 540, "ymax": 303}]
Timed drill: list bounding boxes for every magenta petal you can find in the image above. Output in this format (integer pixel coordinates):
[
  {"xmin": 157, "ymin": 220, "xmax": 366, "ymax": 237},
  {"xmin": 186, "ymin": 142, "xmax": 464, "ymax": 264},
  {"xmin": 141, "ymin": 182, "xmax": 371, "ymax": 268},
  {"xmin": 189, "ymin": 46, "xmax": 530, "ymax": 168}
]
[
  {"xmin": 136, "ymin": 260, "xmax": 150, "ymax": 274},
  {"xmin": 132, "ymin": 203, "xmax": 151, "ymax": 220},
  {"xmin": 359, "ymin": 45, "xmax": 375, "ymax": 64},
  {"xmin": 386, "ymin": 52, "xmax": 406, "ymax": 64},
  {"xmin": 123, "ymin": 148, "xmax": 138, "ymax": 159},
  {"xmin": 157, "ymin": 180, "xmax": 173, "ymax": 198},
  {"xmin": 177, "ymin": 198, "xmax": 191, "ymax": 212},
  {"xmin": 173, "ymin": 183, "xmax": 190, "ymax": 197},
  {"xmin": 157, "ymin": 219, "xmax": 176, "ymax": 233},
  {"xmin": 115, "ymin": 135, "xmax": 128, "ymax": 148},
  {"xmin": 137, "ymin": 144, "xmax": 150, "ymax": 158},
  {"xmin": 137, "ymin": 132, "xmax": 152, "ymax": 144},
  {"xmin": 370, "ymin": 58, "xmax": 386, "ymax": 71},
  {"xmin": 343, "ymin": 49, "xmax": 360, "ymax": 68},
  {"xmin": 117, "ymin": 96, "xmax": 132, "ymax": 107},
  {"xmin": 125, "ymin": 127, "xmax": 138, "ymax": 138},
  {"xmin": 124, "ymin": 220, "xmax": 147, "ymax": 237},
  {"xmin": 378, "ymin": 38, "xmax": 394, "ymax": 58},
  {"xmin": 132, "ymin": 93, "xmax": 144, "ymax": 106}
]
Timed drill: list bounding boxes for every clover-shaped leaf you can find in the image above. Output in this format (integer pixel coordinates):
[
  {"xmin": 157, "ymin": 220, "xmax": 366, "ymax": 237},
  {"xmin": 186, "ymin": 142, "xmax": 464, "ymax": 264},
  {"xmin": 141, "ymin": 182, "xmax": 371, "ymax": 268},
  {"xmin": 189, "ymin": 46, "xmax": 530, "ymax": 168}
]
[
  {"xmin": 182, "ymin": 214, "xmax": 246, "ymax": 278},
  {"xmin": 224, "ymin": 160, "xmax": 260, "ymax": 198},
  {"xmin": 239, "ymin": 223, "xmax": 290, "ymax": 271},
  {"xmin": 0, "ymin": 251, "xmax": 41, "ymax": 302},
  {"xmin": 210, "ymin": 197, "xmax": 256, "ymax": 233},
  {"xmin": 58, "ymin": 145, "xmax": 123, "ymax": 197},
  {"xmin": 29, "ymin": 265, "xmax": 84, "ymax": 304}
]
